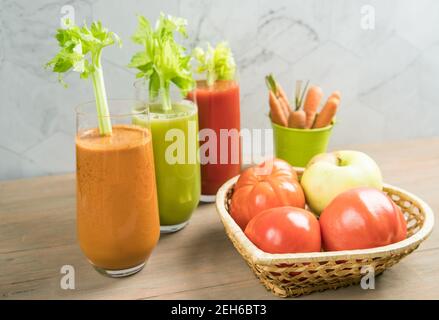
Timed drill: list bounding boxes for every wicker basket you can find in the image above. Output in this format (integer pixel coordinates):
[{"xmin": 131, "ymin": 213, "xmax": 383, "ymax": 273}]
[{"xmin": 215, "ymin": 169, "xmax": 434, "ymax": 297}]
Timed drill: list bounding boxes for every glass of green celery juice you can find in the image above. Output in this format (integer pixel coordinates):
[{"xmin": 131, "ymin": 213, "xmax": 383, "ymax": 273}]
[
  {"xmin": 129, "ymin": 14, "xmax": 201, "ymax": 233},
  {"xmin": 134, "ymin": 82, "xmax": 201, "ymax": 233}
]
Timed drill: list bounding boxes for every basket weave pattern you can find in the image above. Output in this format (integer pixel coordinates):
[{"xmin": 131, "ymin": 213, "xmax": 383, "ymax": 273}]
[{"xmin": 216, "ymin": 173, "xmax": 434, "ymax": 298}]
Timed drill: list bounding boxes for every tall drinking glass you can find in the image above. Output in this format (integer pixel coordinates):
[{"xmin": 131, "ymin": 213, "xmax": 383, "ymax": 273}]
[
  {"xmin": 134, "ymin": 82, "xmax": 201, "ymax": 233},
  {"xmin": 188, "ymin": 77, "xmax": 241, "ymax": 202},
  {"xmin": 76, "ymin": 100, "xmax": 159, "ymax": 277}
]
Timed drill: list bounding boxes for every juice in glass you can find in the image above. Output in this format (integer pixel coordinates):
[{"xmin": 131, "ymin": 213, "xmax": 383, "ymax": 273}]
[
  {"xmin": 189, "ymin": 80, "xmax": 241, "ymax": 201},
  {"xmin": 133, "ymin": 92, "xmax": 201, "ymax": 233},
  {"xmin": 76, "ymin": 100, "xmax": 159, "ymax": 277}
]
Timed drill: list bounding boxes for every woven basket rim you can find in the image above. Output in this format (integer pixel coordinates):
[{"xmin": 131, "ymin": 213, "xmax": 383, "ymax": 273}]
[{"xmin": 215, "ymin": 173, "xmax": 435, "ymax": 265}]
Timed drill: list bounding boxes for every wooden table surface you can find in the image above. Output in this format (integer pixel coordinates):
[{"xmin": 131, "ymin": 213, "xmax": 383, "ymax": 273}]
[{"xmin": 1, "ymin": 137, "xmax": 439, "ymax": 300}]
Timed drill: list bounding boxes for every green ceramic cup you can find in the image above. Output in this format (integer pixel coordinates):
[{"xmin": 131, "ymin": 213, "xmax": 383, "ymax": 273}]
[{"xmin": 272, "ymin": 121, "xmax": 334, "ymax": 168}]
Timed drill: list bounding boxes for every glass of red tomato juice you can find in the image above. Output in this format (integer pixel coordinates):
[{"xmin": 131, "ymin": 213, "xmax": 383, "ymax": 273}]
[{"xmin": 188, "ymin": 77, "xmax": 241, "ymax": 202}]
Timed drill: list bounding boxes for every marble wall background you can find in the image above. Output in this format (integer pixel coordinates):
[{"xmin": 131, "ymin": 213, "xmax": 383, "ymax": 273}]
[{"xmin": 1, "ymin": 0, "xmax": 438, "ymax": 180}]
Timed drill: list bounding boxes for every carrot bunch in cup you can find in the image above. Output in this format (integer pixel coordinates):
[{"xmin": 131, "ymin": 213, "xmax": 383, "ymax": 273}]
[{"xmin": 266, "ymin": 74, "xmax": 341, "ymax": 129}]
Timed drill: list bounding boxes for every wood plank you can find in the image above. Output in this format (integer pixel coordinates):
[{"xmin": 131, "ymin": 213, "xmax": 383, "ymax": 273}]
[
  {"xmin": 0, "ymin": 137, "xmax": 438, "ymax": 299},
  {"xmin": 0, "ymin": 203, "xmax": 258, "ymax": 299},
  {"xmin": 146, "ymin": 248, "xmax": 439, "ymax": 300}
]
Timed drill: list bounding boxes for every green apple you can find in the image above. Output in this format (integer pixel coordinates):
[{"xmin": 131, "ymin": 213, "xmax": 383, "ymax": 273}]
[{"xmin": 301, "ymin": 150, "xmax": 383, "ymax": 215}]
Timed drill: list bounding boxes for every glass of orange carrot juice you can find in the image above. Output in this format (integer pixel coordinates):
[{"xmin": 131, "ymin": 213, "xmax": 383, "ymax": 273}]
[{"xmin": 75, "ymin": 100, "xmax": 160, "ymax": 277}]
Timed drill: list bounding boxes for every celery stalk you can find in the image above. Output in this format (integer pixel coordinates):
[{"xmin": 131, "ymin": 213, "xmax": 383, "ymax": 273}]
[
  {"xmin": 161, "ymin": 81, "xmax": 172, "ymax": 112},
  {"xmin": 91, "ymin": 54, "xmax": 112, "ymax": 135},
  {"xmin": 206, "ymin": 70, "xmax": 216, "ymax": 88}
]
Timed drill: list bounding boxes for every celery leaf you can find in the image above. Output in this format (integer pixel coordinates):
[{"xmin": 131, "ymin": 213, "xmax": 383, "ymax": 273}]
[
  {"xmin": 129, "ymin": 13, "xmax": 194, "ymax": 110},
  {"xmin": 193, "ymin": 42, "xmax": 236, "ymax": 86}
]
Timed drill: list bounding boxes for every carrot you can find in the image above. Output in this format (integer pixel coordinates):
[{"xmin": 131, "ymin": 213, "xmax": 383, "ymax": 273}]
[
  {"xmin": 276, "ymin": 83, "xmax": 292, "ymax": 117},
  {"xmin": 265, "ymin": 74, "xmax": 290, "ymax": 120},
  {"xmin": 288, "ymin": 110, "xmax": 306, "ymax": 129},
  {"xmin": 313, "ymin": 96, "xmax": 339, "ymax": 128},
  {"xmin": 330, "ymin": 90, "xmax": 341, "ymax": 100},
  {"xmin": 303, "ymin": 85, "xmax": 323, "ymax": 128},
  {"xmin": 269, "ymin": 91, "xmax": 288, "ymax": 126}
]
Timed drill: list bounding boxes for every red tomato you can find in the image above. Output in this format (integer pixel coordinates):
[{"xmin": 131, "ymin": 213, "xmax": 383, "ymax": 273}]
[
  {"xmin": 320, "ymin": 187, "xmax": 407, "ymax": 251},
  {"xmin": 244, "ymin": 206, "xmax": 321, "ymax": 254},
  {"xmin": 230, "ymin": 158, "xmax": 305, "ymax": 230}
]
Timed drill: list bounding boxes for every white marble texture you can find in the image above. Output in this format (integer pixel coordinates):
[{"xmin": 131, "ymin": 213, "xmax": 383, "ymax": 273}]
[{"xmin": 0, "ymin": 0, "xmax": 438, "ymax": 180}]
